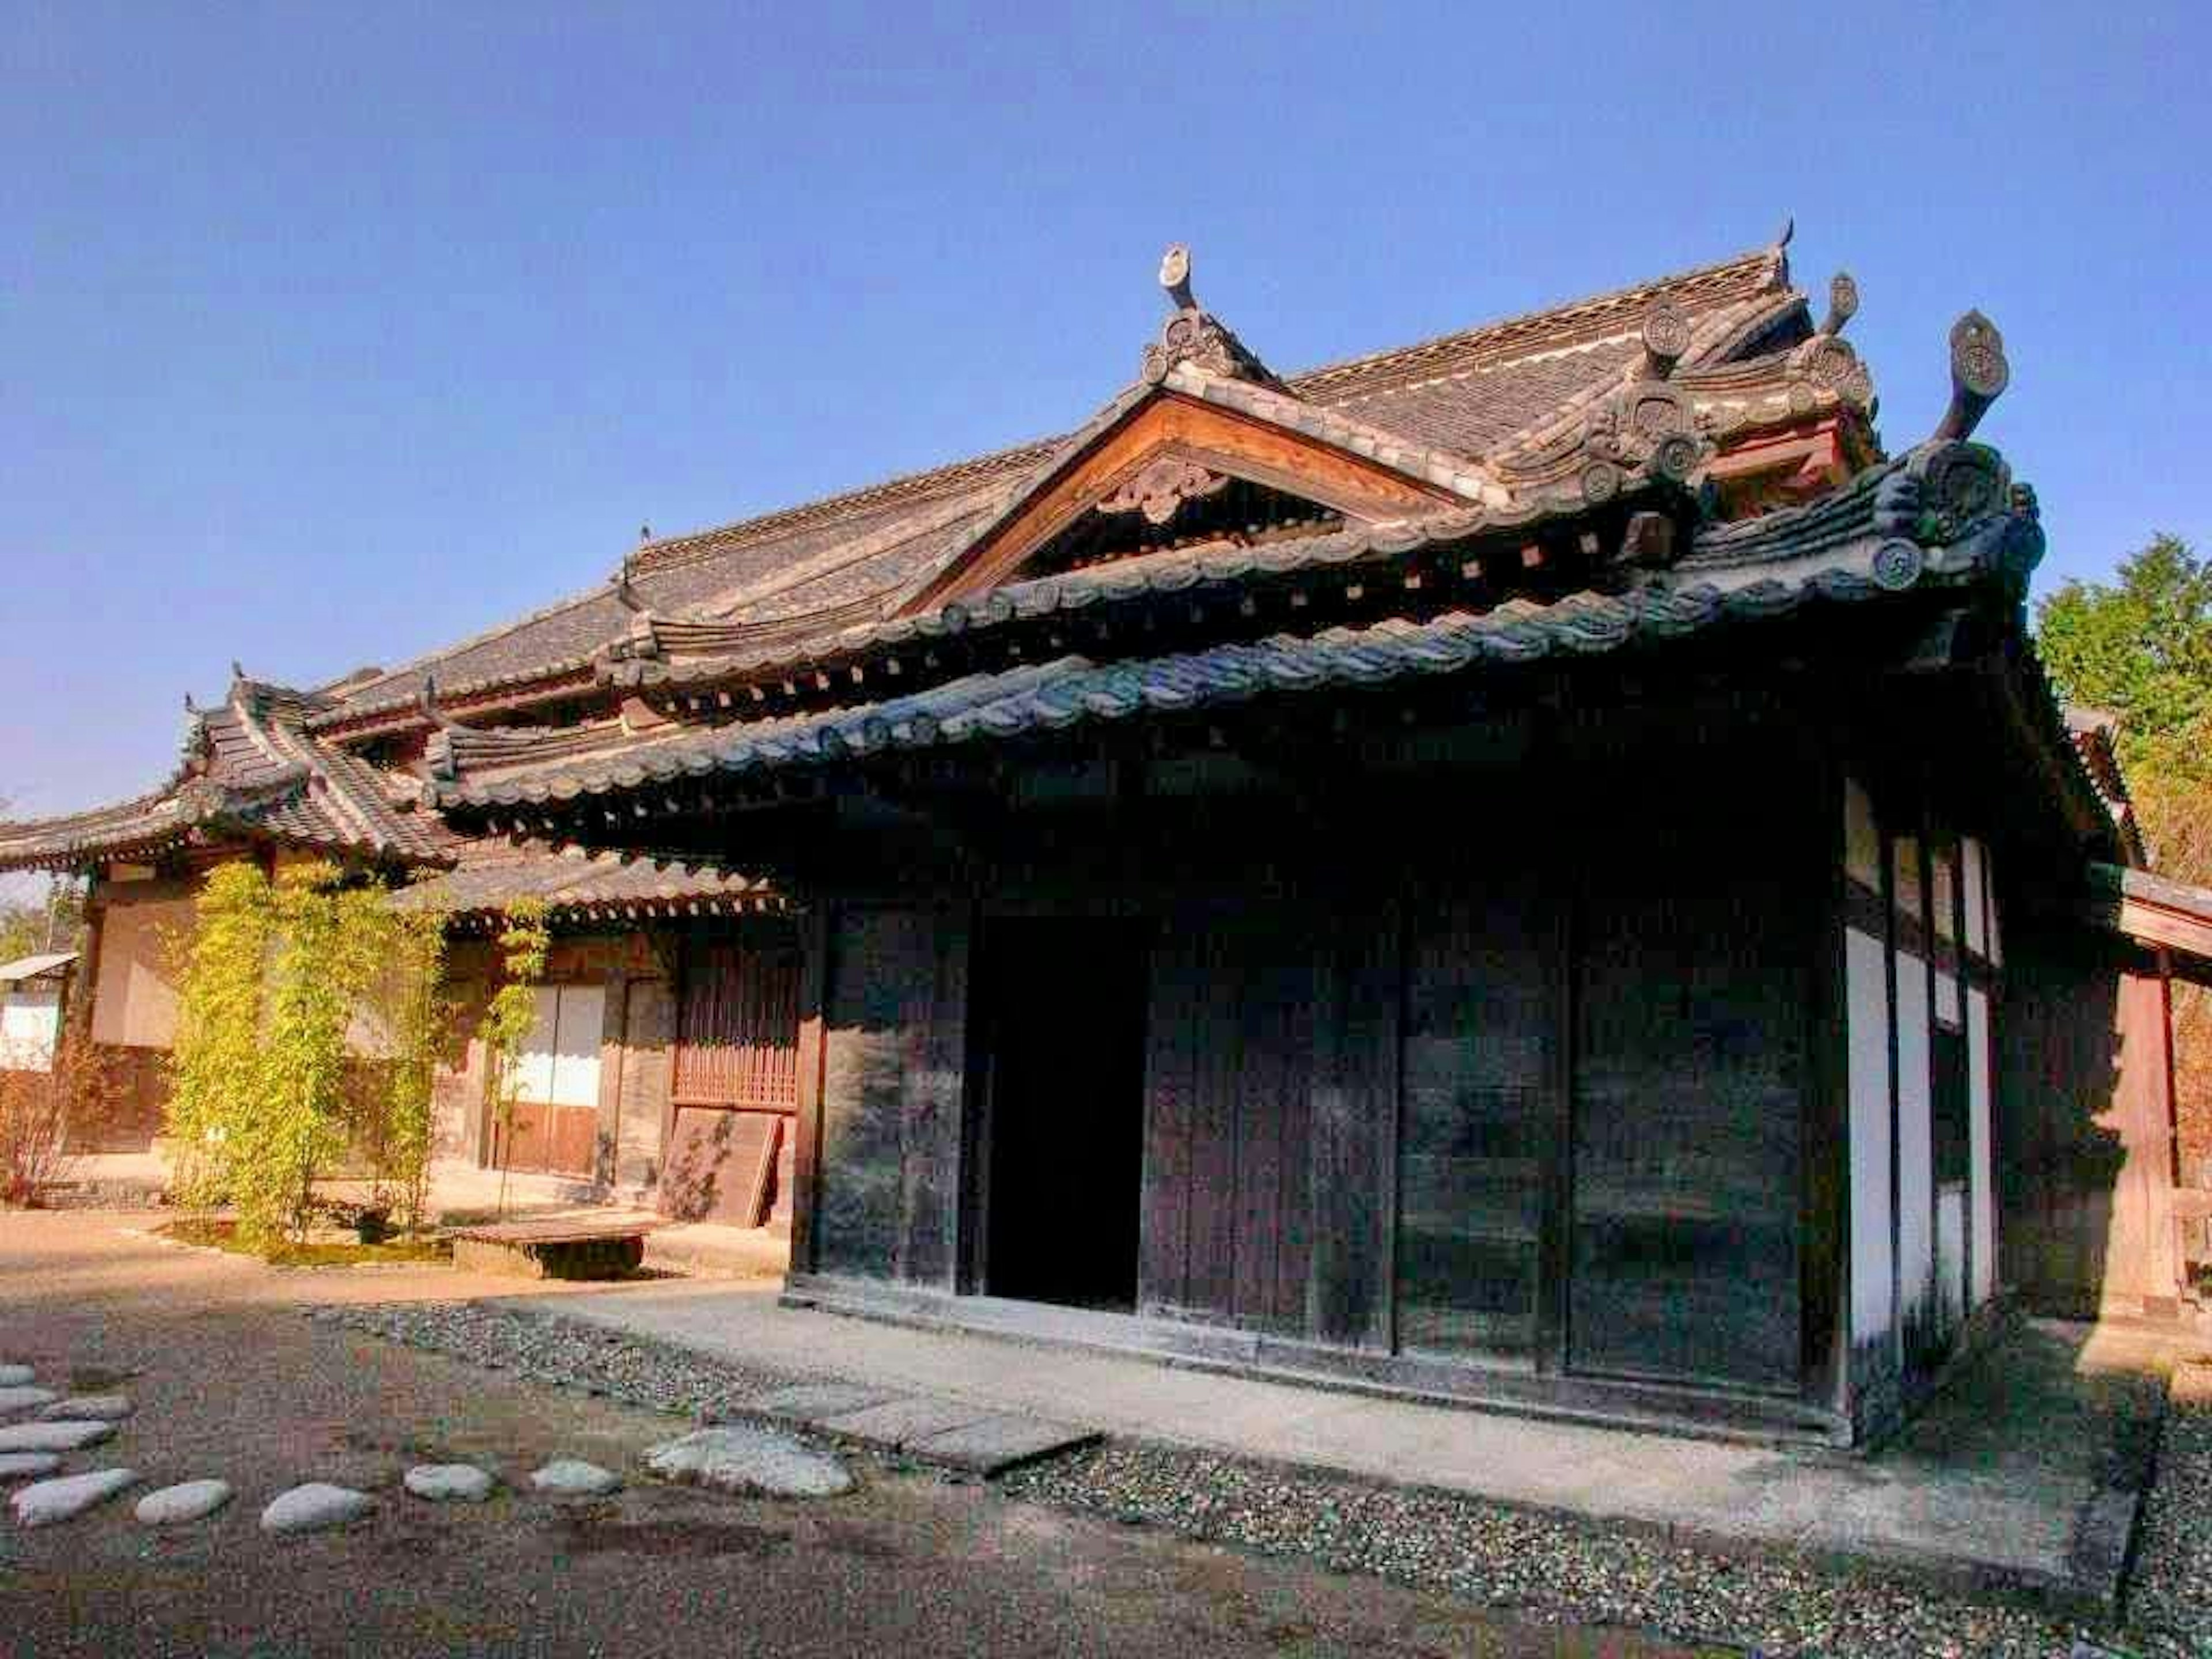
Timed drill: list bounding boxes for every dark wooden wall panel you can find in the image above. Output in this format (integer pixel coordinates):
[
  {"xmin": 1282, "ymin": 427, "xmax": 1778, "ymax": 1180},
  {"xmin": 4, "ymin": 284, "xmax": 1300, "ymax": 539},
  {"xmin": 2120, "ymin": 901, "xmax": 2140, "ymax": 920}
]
[
  {"xmin": 1571, "ymin": 842, "xmax": 1805, "ymax": 1395},
  {"xmin": 816, "ymin": 907, "xmax": 968, "ymax": 1285},
  {"xmin": 1139, "ymin": 928, "xmax": 1201, "ymax": 1310},
  {"xmin": 1307, "ymin": 905, "xmax": 1401, "ymax": 1349},
  {"xmin": 1399, "ymin": 884, "xmax": 1553, "ymax": 1362}
]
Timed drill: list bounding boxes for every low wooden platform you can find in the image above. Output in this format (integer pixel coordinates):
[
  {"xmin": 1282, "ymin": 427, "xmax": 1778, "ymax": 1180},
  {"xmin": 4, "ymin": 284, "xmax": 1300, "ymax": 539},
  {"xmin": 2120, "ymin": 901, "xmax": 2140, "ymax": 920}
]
[{"xmin": 449, "ymin": 1217, "xmax": 660, "ymax": 1280}]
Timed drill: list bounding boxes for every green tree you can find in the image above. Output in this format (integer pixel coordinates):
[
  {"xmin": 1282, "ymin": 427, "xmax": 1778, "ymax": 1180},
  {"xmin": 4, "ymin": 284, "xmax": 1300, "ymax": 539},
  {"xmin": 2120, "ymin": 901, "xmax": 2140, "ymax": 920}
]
[{"xmin": 2036, "ymin": 533, "xmax": 2212, "ymax": 778}]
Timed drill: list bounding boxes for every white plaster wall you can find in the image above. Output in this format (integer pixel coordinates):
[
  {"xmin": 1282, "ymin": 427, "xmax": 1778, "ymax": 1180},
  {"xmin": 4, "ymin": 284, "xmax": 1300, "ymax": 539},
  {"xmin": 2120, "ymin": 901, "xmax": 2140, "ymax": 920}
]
[
  {"xmin": 1895, "ymin": 950, "xmax": 1934, "ymax": 1331},
  {"xmin": 1846, "ymin": 927, "xmax": 1894, "ymax": 1345}
]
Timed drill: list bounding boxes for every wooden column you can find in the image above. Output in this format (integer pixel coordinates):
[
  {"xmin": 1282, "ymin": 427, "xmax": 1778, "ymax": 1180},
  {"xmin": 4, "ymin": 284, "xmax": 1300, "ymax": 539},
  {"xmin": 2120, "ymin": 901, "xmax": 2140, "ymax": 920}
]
[{"xmin": 786, "ymin": 903, "xmax": 834, "ymax": 1279}]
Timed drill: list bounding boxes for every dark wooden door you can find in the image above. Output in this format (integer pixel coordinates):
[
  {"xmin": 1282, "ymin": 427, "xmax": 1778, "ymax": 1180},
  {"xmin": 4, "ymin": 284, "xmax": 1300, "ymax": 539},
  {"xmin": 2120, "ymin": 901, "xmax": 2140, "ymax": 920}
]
[{"xmin": 1140, "ymin": 912, "xmax": 1313, "ymax": 1327}]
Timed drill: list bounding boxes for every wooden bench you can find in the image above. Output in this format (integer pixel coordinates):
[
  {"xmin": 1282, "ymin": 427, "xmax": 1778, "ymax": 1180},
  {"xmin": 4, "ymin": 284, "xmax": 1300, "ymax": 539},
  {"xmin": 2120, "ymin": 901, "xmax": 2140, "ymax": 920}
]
[{"xmin": 448, "ymin": 1217, "xmax": 661, "ymax": 1280}]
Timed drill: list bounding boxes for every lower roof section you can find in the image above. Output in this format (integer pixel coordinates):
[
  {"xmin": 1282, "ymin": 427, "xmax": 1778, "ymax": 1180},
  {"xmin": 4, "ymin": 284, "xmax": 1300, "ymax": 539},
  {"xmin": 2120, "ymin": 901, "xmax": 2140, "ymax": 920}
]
[
  {"xmin": 392, "ymin": 842, "xmax": 779, "ymax": 932},
  {"xmin": 2085, "ymin": 863, "xmax": 2212, "ymax": 984}
]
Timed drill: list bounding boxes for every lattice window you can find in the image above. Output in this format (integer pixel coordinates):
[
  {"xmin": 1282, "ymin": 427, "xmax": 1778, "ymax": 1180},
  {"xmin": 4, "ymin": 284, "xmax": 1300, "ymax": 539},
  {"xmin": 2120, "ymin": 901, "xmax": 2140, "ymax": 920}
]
[{"xmin": 672, "ymin": 942, "xmax": 801, "ymax": 1109}]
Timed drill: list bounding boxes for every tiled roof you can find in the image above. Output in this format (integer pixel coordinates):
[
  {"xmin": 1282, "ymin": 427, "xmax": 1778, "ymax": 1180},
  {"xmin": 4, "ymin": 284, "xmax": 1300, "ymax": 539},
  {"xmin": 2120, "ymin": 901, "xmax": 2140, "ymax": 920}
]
[
  {"xmin": 2064, "ymin": 707, "xmax": 2146, "ymax": 865},
  {"xmin": 313, "ymin": 240, "xmax": 1805, "ymax": 729},
  {"xmin": 0, "ymin": 679, "xmax": 458, "ymax": 874},
  {"xmin": 392, "ymin": 840, "xmax": 775, "ymax": 927},
  {"xmin": 430, "ymin": 437, "xmax": 2046, "ymax": 817}
]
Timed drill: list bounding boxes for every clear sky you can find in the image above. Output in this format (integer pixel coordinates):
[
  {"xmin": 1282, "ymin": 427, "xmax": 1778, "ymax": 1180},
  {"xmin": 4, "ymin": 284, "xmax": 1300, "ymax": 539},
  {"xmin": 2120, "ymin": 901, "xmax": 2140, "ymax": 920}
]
[{"xmin": 5, "ymin": 1, "xmax": 2207, "ymax": 830}]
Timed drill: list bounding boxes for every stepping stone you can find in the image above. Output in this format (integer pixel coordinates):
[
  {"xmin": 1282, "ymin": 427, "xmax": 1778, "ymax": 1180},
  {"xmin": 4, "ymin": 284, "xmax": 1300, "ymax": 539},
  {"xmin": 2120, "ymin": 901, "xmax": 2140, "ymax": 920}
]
[
  {"xmin": 0, "ymin": 1387, "xmax": 59, "ymax": 1418},
  {"xmin": 10, "ymin": 1468, "xmax": 138, "ymax": 1528},
  {"xmin": 529, "ymin": 1459, "xmax": 622, "ymax": 1498},
  {"xmin": 260, "ymin": 1483, "xmax": 374, "ymax": 1535},
  {"xmin": 36, "ymin": 1395, "xmax": 131, "ymax": 1423},
  {"xmin": 749, "ymin": 1381, "xmax": 896, "ymax": 1425},
  {"xmin": 403, "ymin": 1463, "xmax": 495, "ymax": 1503},
  {"xmin": 906, "ymin": 1415, "xmax": 1103, "ymax": 1478},
  {"xmin": 0, "ymin": 1452, "xmax": 62, "ymax": 1483},
  {"xmin": 817, "ymin": 1395, "xmax": 994, "ymax": 1450},
  {"xmin": 0, "ymin": 1421, "xmax": 116, "ymax": 1453},
  {"xmin": 644, "ymin": 1426, "xmax": 852, "ymax": 1499},
  {"xmin": 135, "ymin": 1479, "xmax": 233, "ymax": 1525},
  {"xmin": 0, "ymin": 1365, "xmax": 33, "ymax": 1388}
]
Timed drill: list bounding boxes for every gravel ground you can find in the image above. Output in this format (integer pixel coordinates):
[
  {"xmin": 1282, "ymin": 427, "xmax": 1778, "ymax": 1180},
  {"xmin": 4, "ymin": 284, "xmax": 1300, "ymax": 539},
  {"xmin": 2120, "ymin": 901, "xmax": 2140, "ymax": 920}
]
[
  {"xmin": 8, "ymin": 1214, "xmax": 1704, "ymax": 1659},
  {"xmin": 326, "ymin": 1299, "xmax": 2191, "ymax": 1658},
  {"xmin": 2127, "ymin": 1360, "xmax": 2212, "ymax": 1657},
  {"xmin": 999, "ymin": 1441, "xmax": 2109, "ymax": 1659},
  {"xmin": 319, "ymin": 1298, "xmax": 799, "ymax": 1419}
]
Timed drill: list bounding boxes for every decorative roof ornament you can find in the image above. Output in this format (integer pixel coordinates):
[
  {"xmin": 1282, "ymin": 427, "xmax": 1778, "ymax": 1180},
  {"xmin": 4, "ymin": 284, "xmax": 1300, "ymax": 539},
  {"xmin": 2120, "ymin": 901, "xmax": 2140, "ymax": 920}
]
[
  {"xmin": 1139, "ymin": 244, "xmax": 1290, "ymax": 393},
  {"xmin": 1098, "ymin": 456, "xmax": 1232, "ymax": 525},
  {"xmin": 1932, "ymin": 310, "xmax": 2010, "ymax": 443},
  {"xmin": 1764, "ymin": 215, "xmax": 1795, "ymax": 290},
  {"xmin": 230, "ymin": 660, "xmax": 248, "ymax": 686},
  {"xmin": 1817, "ymin": 272, "xmax": 1859, "ymax": 338},
  {"xmin": 1639, "ymin": 301, "xmax": 1691, "ymax": 379},
  {"xmin": 1785, "ymin": 275, "xmax": 1875, "ymax": 410},
  {"xmin": 612, "ymin": 551, "xmax": 650, "ymax": 615},
  {"xmin": 416, "ymin": 675, "xmax": 459, "ymax": 732}
]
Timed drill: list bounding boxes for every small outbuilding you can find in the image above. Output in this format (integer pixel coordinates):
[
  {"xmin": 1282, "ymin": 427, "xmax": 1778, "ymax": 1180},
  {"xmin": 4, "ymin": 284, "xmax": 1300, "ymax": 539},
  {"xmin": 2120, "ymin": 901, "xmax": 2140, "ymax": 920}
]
[{"xmin": 0, "ymin": 951, "xmax": 76, "ymax": 1074}]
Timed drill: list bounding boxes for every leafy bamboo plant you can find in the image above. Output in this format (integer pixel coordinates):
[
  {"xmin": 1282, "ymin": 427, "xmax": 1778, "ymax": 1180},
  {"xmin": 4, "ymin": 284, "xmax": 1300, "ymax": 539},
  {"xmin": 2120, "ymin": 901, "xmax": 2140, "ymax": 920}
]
[
  {"xmin": 477, "ymin": 897, "xmax": 550, "ymax": 1224},
  {"xmin": 166, "ymin": 859, "xmax": 457, "ymax": 1255},
  {"xmin": 165, "ymin": 861, "xmax": 276, "ymax": 1214},
  {"xmin": 376, "ymin": 901, "xmax": 451, "ymax": 1238}
]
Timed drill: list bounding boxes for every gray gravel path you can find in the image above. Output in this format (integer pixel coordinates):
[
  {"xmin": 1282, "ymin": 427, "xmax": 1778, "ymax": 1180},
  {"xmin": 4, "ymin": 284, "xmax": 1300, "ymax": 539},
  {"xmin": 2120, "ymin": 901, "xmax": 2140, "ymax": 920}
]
[
  {"xmin": 1000, "ymin": 1440, "xmax": 2106, "ymax": 1659},
  {"xmin": 2127, "ymin": 1360, "xmax": 2212, "ymax": 1657},
  {"xmin": 327, "ymin": 1298, "xmax": 2186, "ymax": 1658}
]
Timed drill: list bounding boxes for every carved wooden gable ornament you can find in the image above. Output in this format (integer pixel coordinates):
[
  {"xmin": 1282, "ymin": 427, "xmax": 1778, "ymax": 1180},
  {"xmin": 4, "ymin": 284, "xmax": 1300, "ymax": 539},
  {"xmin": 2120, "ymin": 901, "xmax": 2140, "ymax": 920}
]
[{"xmin": 897, "ymin": 248, "xmax": 1472, "ymax": 615}]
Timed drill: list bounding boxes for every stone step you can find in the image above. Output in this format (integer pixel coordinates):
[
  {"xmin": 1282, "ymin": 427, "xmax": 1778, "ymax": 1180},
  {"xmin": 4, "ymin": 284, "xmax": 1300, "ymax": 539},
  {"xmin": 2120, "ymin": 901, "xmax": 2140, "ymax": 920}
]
[{"xmin": 740, "ymin": 1384, "xmax": 1098, "ymax": 1478}]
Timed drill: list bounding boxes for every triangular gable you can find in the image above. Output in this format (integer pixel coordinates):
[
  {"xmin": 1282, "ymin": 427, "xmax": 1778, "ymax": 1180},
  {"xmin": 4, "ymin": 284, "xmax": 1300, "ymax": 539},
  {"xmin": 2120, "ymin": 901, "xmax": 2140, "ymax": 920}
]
[{"xmin": 896, "ymin": 380, "xmax": 1478, "ymax": 616}]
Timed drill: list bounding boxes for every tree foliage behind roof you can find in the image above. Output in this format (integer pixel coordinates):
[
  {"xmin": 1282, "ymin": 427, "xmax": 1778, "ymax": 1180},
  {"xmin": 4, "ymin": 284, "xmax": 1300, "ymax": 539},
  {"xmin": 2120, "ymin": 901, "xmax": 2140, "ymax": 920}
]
[{"xmin": 2037, "ymin": 533, "xmax": 2212, "ymax": 779}]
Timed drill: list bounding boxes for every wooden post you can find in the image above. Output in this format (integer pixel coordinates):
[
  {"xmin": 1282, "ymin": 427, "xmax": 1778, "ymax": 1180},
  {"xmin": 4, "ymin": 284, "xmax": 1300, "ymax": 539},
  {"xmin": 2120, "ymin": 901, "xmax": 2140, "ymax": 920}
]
[
  {"xmin": 1800, "ymin": 745, "xmax": 1849, "ymax": 1413},
  {"xmin": 786, "ymin": 903, "xmax": 834, "ymax": 1279}
]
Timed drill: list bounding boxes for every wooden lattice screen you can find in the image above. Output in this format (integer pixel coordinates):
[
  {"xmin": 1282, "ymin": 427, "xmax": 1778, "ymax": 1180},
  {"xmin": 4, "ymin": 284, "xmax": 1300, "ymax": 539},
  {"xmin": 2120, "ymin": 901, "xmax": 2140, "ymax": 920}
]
[{"xmin": 671, "ymin": 942, "xmax": 801, "ymax": 1109}]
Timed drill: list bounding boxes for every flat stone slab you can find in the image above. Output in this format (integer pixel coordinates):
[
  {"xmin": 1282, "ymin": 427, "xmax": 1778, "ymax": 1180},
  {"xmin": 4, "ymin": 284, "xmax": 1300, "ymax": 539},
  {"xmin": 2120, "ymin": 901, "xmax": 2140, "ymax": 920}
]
[
  {"xmin": 906, "ymin": 1414, "xmax": 1103, "ymax": 1477},
  {"xmin": 644, "ymin": 1426, "xmax": 852, "ymax": 1498},
  {"xmin": 816, "ymin": 1394, "xmax": 994, "ymax": 1450},
  {"xmin": 749, "ymin": 1381, "xmax": 898, "ymax": 1425},
  {"xmin": 136, "ymin": 1479, "xmax": 233, "ymax": 1525},
  {"xmin": 530, "ymin": 1459, "xmax": 622, "ymax": 1498},
  {"xmin": 0, "ymin": 1387, "xmax": 59, "ymax": 1418},
  {"xmin": 36, "ymin": 1394, "xmax": 131, "ymax": 1422},
  {"xmin": 261, "ymin": 1483, "xmax": 374, "ymax": 1535},
  {"xmin": 404, "ymin": 1463, "xmax": 495, "ymax": 1503},
  {"xmin": 0, "ymin": 1452, "xmax": 62, "ymax": 1482},
  {"xmin": 0, "ymin": 1365, "xmax": 33, "ymax": 1388},
  {"xmin": 0, "ymin": 1420, "xmax": 116, "ymax": 1453},
  {"xmin": 11, "ymin": 1468, "xmax": 138, "ymax": 1527}
]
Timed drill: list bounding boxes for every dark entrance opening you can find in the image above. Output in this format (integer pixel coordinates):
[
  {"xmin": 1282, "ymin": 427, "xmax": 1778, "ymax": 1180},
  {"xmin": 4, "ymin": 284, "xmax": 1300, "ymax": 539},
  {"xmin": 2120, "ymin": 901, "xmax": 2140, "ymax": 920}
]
[{"xmin": 978, "ymin": 918, "xmax": 1150, "ymax": 1310}]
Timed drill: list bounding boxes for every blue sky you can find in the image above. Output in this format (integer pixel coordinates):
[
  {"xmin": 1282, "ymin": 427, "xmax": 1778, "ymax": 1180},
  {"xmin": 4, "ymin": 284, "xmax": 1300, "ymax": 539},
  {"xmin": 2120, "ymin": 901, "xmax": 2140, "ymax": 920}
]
[{"xmin": 5, "ymin": 1, "xmax": 2207, "ymax": 830}]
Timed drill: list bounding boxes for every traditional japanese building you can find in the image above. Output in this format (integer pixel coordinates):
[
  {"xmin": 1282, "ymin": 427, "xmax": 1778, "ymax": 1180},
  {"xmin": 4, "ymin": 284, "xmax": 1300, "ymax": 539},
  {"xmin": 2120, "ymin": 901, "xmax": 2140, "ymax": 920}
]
[{"xmin": 6, "ymin": 230, "xmax": 2205, "ymax": 1440}]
